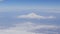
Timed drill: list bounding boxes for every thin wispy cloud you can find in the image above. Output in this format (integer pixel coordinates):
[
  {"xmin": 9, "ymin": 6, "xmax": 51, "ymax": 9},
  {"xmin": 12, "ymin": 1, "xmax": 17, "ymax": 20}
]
[{"xmin": 17, "ymin": 13, "xmax": 56, "ymax": 19}]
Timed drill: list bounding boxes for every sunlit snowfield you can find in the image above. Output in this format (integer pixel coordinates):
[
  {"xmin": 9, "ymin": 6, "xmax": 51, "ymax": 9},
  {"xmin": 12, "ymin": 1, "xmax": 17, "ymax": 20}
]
[{"xmin": 0, "ymin": 0, "xmax": 60, "ymax": 34}]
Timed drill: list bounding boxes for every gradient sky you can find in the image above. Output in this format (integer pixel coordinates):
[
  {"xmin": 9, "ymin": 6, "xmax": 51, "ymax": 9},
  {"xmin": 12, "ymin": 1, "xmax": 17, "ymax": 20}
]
[{"xmin": 0, "ymin": 0, "xmax": 60, "ymax": 11}]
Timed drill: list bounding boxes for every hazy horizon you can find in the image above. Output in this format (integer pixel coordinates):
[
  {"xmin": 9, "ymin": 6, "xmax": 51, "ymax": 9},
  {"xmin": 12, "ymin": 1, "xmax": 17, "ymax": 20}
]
[{"xmin": 0, "ymin": 0, "xmax": 60, "ymax": 34}]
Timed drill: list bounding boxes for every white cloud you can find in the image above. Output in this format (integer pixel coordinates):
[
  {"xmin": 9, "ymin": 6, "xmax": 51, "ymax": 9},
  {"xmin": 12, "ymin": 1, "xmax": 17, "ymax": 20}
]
[
  {"xmin": 0, "ymin": 22, "xmax": 59, "ymax": 34},
  {"xmin": 17, "ymin": 13, "xmax": 56, "ymax": 19}
]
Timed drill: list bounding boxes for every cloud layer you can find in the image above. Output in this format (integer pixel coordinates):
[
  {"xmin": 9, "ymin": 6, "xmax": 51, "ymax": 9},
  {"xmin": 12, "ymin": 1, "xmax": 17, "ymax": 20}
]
[
  {"xmin": 0, "ymin": 22, "xmax": 59, "ymax": 34},
  {"xmin": 17, "ymin": 13, "xmax": 56, "ymax": 19}
]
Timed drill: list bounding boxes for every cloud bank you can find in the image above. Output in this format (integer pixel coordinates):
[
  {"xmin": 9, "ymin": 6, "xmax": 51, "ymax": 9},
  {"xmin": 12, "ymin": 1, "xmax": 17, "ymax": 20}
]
[
  {"xmin": 17, "ymin": 13, "xmax": 56, "ymax": 19},
  {"xmin": 0, "ymin": 22, "xmax": 59, "ymax": 34}
]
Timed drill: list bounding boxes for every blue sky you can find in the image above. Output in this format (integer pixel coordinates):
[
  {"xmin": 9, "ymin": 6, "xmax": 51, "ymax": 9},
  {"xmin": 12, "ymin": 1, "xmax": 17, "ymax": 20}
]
[
  {"xmin": 0, "ymin": 0, "xmax": 60, "ymax": 11},
  {"xmin": 0, "ymin": 0, "xmax": 60, "ymax": 34}
]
